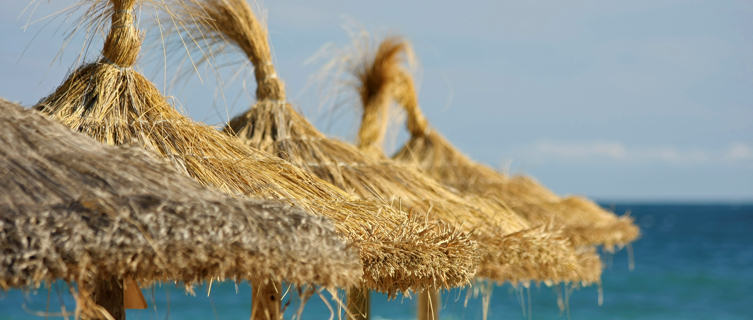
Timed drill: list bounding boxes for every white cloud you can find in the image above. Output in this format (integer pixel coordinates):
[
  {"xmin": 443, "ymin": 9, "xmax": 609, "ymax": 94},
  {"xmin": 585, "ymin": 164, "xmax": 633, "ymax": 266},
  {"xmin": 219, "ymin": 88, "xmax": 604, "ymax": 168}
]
[
  {"xmin": 520, "ymin": 139, "xmax": 752, "ymax": 165},
  {"xmin": 724, "ymin": 142, "xmax": 753, "ymax": 161},
  {"xmin": 531, "ymin": 140, "xmax": 628, "ymax": 159},
  {"xmin": 637, "ymin": 146, "xmax": 710, "ymax": 165}
]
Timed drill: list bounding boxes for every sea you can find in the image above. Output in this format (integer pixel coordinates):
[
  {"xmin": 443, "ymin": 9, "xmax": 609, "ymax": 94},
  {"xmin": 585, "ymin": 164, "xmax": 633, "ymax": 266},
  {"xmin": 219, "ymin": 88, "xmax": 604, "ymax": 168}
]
[{"xmin": 1, "ymin": 203, "xmax": 751, "ymax": 319}]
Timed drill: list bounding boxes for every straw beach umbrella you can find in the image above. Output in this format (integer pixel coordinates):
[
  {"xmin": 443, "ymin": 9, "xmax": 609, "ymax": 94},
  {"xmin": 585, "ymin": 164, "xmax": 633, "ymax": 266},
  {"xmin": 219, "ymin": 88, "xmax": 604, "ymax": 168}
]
[
  {"xmin": 170, "ymin": 1, "xmax": 589, "ymax": 318},
  {"xmin": 370, "ymin": 42, "xmax": 639, "ymax": 250},
  {"xmin": 350, "ymin": 38, "xmax": 606, "ymax": 318},
  {"xmin": 33, "ymin": 1, "xmax": 476, "ymax": 318},
  {"xmin": 0, "ymin": 98, "xmax": 361, "ymax": 319}
]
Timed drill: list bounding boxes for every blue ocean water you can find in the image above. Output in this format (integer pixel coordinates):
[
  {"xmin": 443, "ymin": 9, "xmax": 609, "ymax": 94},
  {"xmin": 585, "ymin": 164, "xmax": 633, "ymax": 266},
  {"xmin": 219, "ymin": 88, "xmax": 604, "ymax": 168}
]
[{"xmin": 2, "ymin": 204, "xmax": 752, "ymax": 319}]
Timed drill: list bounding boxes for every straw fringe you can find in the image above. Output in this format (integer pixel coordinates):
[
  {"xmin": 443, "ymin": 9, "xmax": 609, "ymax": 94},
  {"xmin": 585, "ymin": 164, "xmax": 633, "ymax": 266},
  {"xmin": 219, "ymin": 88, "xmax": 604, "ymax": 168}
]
[
  {"xmin": 0, "ymin": 98, "xmax": 361, "ymax": 291},
  {"xmin": 502, "ymin": 177, "xmax": 638, "ymax": 249},
  {"xmin": 476, "ymin": 228, "xmax": 602, "ymax": 285},
  {"xmin": 34, "ymin": 0, "xmax": 476, "ymax": 294}
]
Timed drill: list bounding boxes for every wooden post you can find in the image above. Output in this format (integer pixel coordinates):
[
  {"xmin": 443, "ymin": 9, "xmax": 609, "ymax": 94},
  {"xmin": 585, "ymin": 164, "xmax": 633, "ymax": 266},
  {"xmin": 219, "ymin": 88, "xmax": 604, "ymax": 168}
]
[
  {"xmin": 87, "ymin": 276, "xmax": 125, "ymax": 320},
  {"xmin": 251, "ymin": 280, "xmax": 281, "ymax": 320},
  {"xmin": 417, "ymin": 289, "xmax": 439, "ymax": 320},
  {"xmin": 346, "ymin": 286, "xmax": 370, "ymax": 320}
]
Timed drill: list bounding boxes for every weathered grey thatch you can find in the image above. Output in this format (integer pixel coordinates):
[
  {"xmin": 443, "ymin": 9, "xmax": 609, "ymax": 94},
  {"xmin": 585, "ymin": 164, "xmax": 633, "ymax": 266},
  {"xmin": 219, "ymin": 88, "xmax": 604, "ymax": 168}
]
[{"xmin": 0, "ymin": 98, "xmax": 362, "ymax": 292}]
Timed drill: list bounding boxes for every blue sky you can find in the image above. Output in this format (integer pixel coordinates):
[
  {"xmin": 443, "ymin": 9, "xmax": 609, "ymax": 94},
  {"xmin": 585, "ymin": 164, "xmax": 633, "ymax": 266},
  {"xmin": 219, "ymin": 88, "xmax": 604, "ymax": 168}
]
[{"xmin": 2, "ymin": 0, "xmax": 751, "ymax": 201}]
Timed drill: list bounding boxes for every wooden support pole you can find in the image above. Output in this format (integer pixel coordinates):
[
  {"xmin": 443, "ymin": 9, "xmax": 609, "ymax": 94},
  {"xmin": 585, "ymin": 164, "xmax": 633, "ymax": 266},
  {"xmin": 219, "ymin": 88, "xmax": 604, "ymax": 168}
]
[
  {"xmin": 86, "ymin": 276, "xmax": 125, "ymax": 320},
  {"xmin": 251, "ymin": 280, "xmax": 281, "ymax": 320},
  {"xmin": 346, "ymin": 286, "xmax": 370, "ymax": 320},
  {"xmin": 417, "ymin": 289, "xmax": 439, "ymax": 320}
]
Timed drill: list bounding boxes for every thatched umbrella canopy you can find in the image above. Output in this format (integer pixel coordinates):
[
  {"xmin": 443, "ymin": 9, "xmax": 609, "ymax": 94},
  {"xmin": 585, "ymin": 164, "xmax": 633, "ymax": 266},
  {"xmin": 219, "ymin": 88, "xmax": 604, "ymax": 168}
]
[
  {"xmin": 0, "ymin": 98, "xmax": 361, "ymax": 318},
  {"xmin": 353, "ymin": 39, "xmax": 604, "ymax": 285},
  {"xmin": 358, "ymin": 38, "xmax": 638, "ymax": 250},
  {"xmin": 174, "ymin": 0, "xmax": 589, "ymax": 295},
  {"xmin": 33, "ymin": 0, "xmax": 475, "ymax": 301},
  {"xmin": 350, "ymin": 39, "xmax": 610, "ymax": 317},
  {"xmin": 352, "ymin": 38, "xmax": 605, "ymax": 292}
]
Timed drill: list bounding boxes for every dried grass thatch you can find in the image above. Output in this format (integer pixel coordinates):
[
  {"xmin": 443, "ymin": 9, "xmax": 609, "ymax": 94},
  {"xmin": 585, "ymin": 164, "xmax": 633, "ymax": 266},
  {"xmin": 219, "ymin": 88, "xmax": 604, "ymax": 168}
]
[
  {"xmin": 360, "ymin": 38, "xmax": 638, "ymax": 251},
  {"xmin": 0, "ymin": 98, "xmax": 361, "ymax": 317},
  {"xmin": 351, "ymin": 38, "xmax": 608, "ymax": 285},
  {"xmin": 33, "ymin": 0, "xmax": 475, "ymax": 294},
  {"xmin": 175, "ymin": 0, "xmax": 588, "ymax": 286}
]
